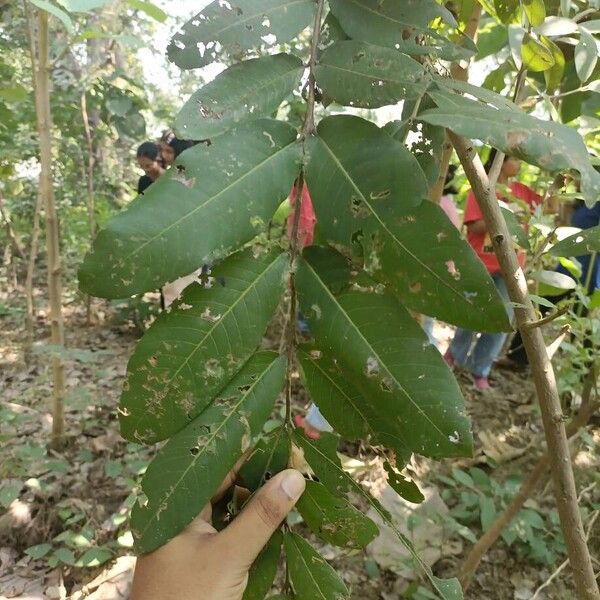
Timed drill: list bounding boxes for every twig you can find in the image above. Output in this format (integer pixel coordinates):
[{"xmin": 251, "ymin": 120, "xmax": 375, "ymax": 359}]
[
  {"xmin": 451, "ymin": 134, "xmax": 600, "ymax": 599},
  {"xmin": 524, "ymin": 306, "xmax": 570, "ymax": 329},
  {"xmin": 546, "ymin": 324, "xmax": 570, "ymax": 361},
  {"xmin": 283, "ymin": 0, "xmax": 325, "ymax": 428}
]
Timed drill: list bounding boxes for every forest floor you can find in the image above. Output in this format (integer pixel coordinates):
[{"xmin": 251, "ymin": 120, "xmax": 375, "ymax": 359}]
[{"xmin": 0, "ymin": 292, "xmax": 598, "ymax": 600}]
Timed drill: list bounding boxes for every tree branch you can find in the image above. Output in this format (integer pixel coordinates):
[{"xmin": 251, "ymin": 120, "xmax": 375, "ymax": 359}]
[
  {"xmin": 283, "ymin": 0, "xmax": 325, "ymax": 428},
  {"xmin": 451, "ymin": 133, "xmax": 600, "ymax": 600},
  {"xmin": 0, "ymin": 192, "xmax": 26, "ymax": 260},
  {"xmin": 524, "ymin": 305, "xmax": 570, "ymax": 329}
]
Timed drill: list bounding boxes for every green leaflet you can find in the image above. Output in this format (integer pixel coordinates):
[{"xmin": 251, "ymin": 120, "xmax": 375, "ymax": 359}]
[
  {"xmin": 384, "ymin": 461, "xmax": 424, "ymax": 504},
  {"xmin": 575, "ymin": 27, "xmax": 598, "ymax": 83},
  {"xmin": 315, "ymin": 41, "xmax": 429, "ymax": 109},
  {"xmin": 522, "ymin": 0, "xmax": 545, "ymax": 27},
  {"xmin": 421, "ymin": 88, "xmax": 600, "ymax": 207},
  {"xmin": 239, "ymin": 426, "xmax": 290, "ymax": 491},
  {"xmin": 283, "ymin": 531, "xmax": 349, "ymax": 600},
  {"xmin": 329, "ymin": 0, "xmax": 456, "ymax": 45},
  {"xmin": 119, "ymin": 249, "xmax": 288, "ymax": 444},
  {"xmin": 243, "ymin": 531, "xmax": 282, "ymax": 600},
  {"xmin": 78, "ymin": 119, "xmax": 301, "ymax": 298},
  {"xmin": 175, "ymin": 54, "xmax": 304, "ymax": 140},
  {"xmin": 383, "ymin": 119, "xmax": 446, "ymax": 187},
  {"xmin": 293, "ymin": 431, "xmax": 463, "ymax": 600},
  {"xmin": 297, "ymin": 345, "xmax": 371, "ymax": 440},
  {"xmin": 548, "ymin": 225, "xmax": 600, "ymax": 257},
  {"xmin": 296, "ymin": 480, "xmax": 379, "ymax": 548},
  {"xmin": 521, "ymin": 33, "xmax": 555, "ymax": 72},
  {"xmin": 131, "ymin": 352, "xmax": 286, "ymax": 553},
  {"xmin": 297, "ymin": 247, "xmax": 473, "ymax": 459},
  {"xmin": 306, "ymin": 115, "xmax": 511, "ymax": 332},
  {"xmin": 167, "ymin": 0, "xmax": 315, "ymax": 69}
]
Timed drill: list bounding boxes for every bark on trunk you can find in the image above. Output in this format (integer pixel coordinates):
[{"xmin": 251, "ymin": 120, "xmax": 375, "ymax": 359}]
[
  {"xmin": 27, "ymin": 4, "xmax": 66, "ymax": 450},
  {"xmin": 24, "ymin": 189, "xmax": 43, "ymax": 353},
  {"xmin": 451, "ymin": 133, "xmax": 600, "ymax": 600}
]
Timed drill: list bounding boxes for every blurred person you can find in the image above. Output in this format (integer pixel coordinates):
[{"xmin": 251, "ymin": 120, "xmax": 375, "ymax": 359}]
[{"xmin": 136, "ymin": 141, "xmax": 165, "ymax": 194}]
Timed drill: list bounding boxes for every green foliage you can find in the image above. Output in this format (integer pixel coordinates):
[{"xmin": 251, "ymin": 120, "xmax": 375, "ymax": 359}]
[
  {"xmin": 167, "ymin": 0, "xmax": 316, "ymax": 69},
  {"xmin": 73, "ymin": 0, "xmax": 600, "ymax": 596},
  {"xmin": 175, "ymin": 54, "xmax": 304, "ymax": 139},
  {"xmin": 439, "ymin": 468, "xmax": 568, "ymax": 566}
]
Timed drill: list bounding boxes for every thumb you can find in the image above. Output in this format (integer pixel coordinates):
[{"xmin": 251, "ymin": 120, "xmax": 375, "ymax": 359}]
[{"xmin": 215, "ymin": 469, "xmax": 305, "ymax": 569}]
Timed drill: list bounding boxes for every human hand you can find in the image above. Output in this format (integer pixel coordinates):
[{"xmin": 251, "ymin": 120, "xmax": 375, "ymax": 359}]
[{"xmin": 130, "ymin": 469, "xmax": 306, "ymax": 600}]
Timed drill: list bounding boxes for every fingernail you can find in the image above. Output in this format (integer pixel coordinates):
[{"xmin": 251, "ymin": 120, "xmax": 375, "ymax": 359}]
[{"xmin": 280, "ymin": 470, "xmax": 305, "ymax": 501}]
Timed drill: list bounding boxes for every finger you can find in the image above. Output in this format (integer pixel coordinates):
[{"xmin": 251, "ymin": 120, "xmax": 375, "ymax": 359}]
[{"xmin": 215, "ymin": 469, "xmax": 305, "ymax": 569}]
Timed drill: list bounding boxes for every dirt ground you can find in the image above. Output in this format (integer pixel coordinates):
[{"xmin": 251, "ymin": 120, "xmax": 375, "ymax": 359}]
[{"xmin": 1, "ymin": 296, "xmax": 598, "ymax": 600}]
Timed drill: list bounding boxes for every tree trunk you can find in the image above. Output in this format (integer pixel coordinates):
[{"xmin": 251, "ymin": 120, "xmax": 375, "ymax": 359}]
[
  {"xmin": 80, "ymin": 91, "xmax": 96, "ymax": 325},
  {"xmin": 27, "ymin": 4, "xmax": 66, "ymax": 450},
  {"xmin": 451, "ymin": 133, "xmax": 600, "ymax": 600},
  {"xmin": 24, "ymin": 189, "xmax": 43, "ymax": 355}
]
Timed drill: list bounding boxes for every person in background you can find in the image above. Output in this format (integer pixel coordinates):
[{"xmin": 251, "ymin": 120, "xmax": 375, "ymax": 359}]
[
  {"xmin": 506, "ymin": 184, "xmax": 600, "ymax": 367},
  {"xmin": 444, "ymin": 152, "xmax": 542, "ymax": 391},
  {"xmin": 159, "ymin": 129, "xmax": 197, "ymax": 168},
  {"xmin": 136, "ymin": 142, "xmax": 165, "ymax": 194},
  {"xmin": 422, "ymin": 164, "xmax": 461, "ymax": 346}
]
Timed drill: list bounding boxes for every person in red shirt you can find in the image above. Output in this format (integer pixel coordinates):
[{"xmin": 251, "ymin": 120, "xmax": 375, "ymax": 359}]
[{"xmin": 444, "ymin": 153, "xmax": 542, "ymax": 390}]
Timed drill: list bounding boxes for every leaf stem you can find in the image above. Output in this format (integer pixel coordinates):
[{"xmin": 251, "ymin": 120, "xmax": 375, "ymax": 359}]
[{"xmin": 283, "ymin": 0, "xmax": 325, "ymax": 431}]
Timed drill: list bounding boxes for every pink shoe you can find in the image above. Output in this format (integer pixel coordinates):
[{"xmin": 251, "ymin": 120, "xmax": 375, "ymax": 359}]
[
  {"xmin": 473, "ymin": 376, "xmax": 491, "ymax": 391},
  {"xmin": 443, "ymin": 350, "xmax": 455, "ymax": 369}
]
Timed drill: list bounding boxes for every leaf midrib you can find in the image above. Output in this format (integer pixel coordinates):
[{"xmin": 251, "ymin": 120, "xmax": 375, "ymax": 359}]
[
  {"xmin": 139, "ymin": 356, "xmax": 281, "ymax": 539},
  {"xmin": 317, "ymin": 135, "xmax": 474, "ymax": 305},
  {"xmin": 287, "ymin": 533, "xmax": 334, "ymax": 599},
  {"xmin": 303, "ymin": 259, "xmax": 446, "ymax": 440},
  {"xmin": 127, "ymin": 253, "xmax": 284, "ymax": 432}
]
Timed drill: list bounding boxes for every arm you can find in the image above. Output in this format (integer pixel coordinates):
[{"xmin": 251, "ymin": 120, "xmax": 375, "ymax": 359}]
[{"xmin": 466, "ymin": 219, "xmax": 487, "ymax": 234}]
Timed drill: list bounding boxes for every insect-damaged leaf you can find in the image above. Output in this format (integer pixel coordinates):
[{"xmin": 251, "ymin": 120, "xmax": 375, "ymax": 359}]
[
  {"xmin": 384, "ymin": 461, "xmax": 424, "ymax": 504},
  {"xmin": 239, "ymin": 426, "xmax": 290, "ymax": 491},
  {"xmin": 283, "ymin": 531, "xmax": 349, "ymax": 599},
  {"xmin": 119, "ymin": 249, "xmax": 287, "ymax": 444},
  {"xmin": 293, "ymin": 431, "xmax": 464, "ymax": 600},
  {"xmin": 296, "ymin": 480, "xmax": 378, "ymax": 548},
  {"xmin": 548, "ymin": 225, "xmax": 600, "ymax": 257},
  {"xmin": 175, "ymin": 53, "xmax": 304, "ymax": 140},
  {"xmin": 315, "ymin": 41, "xmax": 430, "ymax": 109},
  {"xmin": 297, "ymin": 345, "xmax": 370, "ymax": 440},
  {"xmin": 306, "ymin": 115, "xmax": 511, "ymax": 332},
  {"xmin": 383, "ymin": 119, "xmax": 446, "ymax": 188},
  {"xmin": 329, "ymin": 0, "xmax": 456, "ymax": 45},
  {"xmin": 79, "ymin": 119, "xmax": 300, "ymax": 298},
  {"xmin": 131, "ymin": 352, "xmax": 286, "ymax": 553},
  {"xmin": 167, "ymin": 0, "xmax": 315, "ymax": 70},
  {"xmin": 296, "ymin": 247, "xmax": 473, "ymax": 459},
  {"xmin": 420, "ymin": 89, "xmax": 600, "ymax": 206},
  {"xmin": 243, "ymin": 530, "xmax": 282, "ymax": 600}
]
